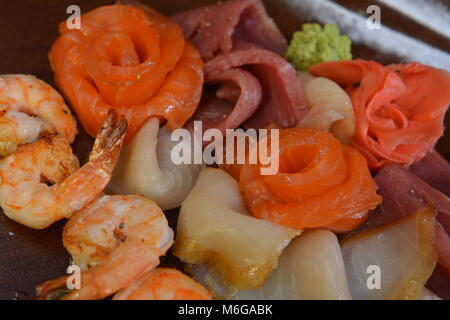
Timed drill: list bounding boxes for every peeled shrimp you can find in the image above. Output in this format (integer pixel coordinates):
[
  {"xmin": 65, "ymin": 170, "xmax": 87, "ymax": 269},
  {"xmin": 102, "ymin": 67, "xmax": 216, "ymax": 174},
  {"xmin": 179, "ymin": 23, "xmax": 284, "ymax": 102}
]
[
  {"xmin": 0, "ymin": 110, "xmax": 126, "ymax": 229},
  {"xmin": 297, "ymin": 72, "xmax": 355, "ymax": 144},
  {"xmin": 113, "ymin": 268, "xmax": 212, "ymax": 300},
  {"xmin": 109, "ymin": 118, "xmax": 203, "ymax": 210},
  {"xmin": 0, "ymin": 74, "xmax": 77, "ymax": 157},
  {"xmin": 36, "ymin": 195, "xmax": 174, "ymax": 300},
  {"xmin": 173, "ymin": 168, "xmax": 300, "ymax": 296}
]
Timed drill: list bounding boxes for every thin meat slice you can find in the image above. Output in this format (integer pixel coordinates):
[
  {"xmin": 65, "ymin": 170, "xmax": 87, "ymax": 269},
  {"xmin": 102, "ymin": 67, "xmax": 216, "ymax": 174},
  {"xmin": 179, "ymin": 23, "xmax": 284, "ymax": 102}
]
[
  {"xmin": 427, "ymin": 264, "xmax": 450, "ymax": 300},
  {"xmin": 410, "ymin": 150, "xmax": 450, "ymax": 197},
  {"xmin": 435, "ymin": 223, "xmax": 450, "ymax": 272},
  {"xmin": 368, "ymin": 164, "xmax": 450, "ymax": 228},
  {"xmin": 173, "ymin": 0, "xmax": 287, "ymax": 60},
  {"xmin": 203, "ymin": 46, "xmax": 307, "ymax": 129},
  {"xmin": 190, "ymin": 68, "xmax": 262, "ymax": 132},
  {"xmin": 175, "ymin": 0, "xmax": 304, "ymax": 132}
]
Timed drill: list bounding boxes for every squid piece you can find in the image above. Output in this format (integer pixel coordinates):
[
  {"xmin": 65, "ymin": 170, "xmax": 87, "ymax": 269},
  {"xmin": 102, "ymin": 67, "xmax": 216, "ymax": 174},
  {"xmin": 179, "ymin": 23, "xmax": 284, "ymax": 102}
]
[
  {"xmin": 229, "ymin": 230, "xmax": 352, "ymax": 300},
  {"xmin": 297, "ymin": 72, "xmax": 355, "ymax": 144},
  {"xmin": 173, "ymin": 168, "xmax": 300, "ymax": 296},
  {"xmin": 109, "ymin": 118, "xmax": 203, "ymax": 210},
  {"xmin": 341, "ymin": 206, "xmax": 439, "ymax": 300}
]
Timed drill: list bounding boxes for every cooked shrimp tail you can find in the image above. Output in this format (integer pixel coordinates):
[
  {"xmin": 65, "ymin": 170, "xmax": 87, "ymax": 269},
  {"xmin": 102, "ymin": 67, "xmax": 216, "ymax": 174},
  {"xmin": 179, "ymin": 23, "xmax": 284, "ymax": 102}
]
[
  {"xmin": 36, "ymin": 276, "xmax": 72, "ymax": 300},
  {"xmin": 37, "ymin": 195, "xmax": 173, "ymax": 300},
  {"xmin": 0, "ymin": 110, "xmax": 127, "ymax": 229},
  {"xmin": 90, "ymin": 109, "xmax": 127, "ymax": 161},
  {"xmin": 52, "ymin": 110, "xmax": 127, "ymax": 214},
  {"xmin": 113, "ymin": 268, "xmax": 212, "ymax": 300}
]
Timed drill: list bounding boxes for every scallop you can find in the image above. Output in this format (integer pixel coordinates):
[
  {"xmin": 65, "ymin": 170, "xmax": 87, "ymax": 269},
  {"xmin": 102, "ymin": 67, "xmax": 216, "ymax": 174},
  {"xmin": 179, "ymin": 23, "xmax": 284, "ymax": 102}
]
[
  {"xmin": 173, "ymin": 168, "xmax": 300, "ymax": 296},
  {"xmin": 230, "ymin": 230, "xmax": 352, "ymax": 300}
]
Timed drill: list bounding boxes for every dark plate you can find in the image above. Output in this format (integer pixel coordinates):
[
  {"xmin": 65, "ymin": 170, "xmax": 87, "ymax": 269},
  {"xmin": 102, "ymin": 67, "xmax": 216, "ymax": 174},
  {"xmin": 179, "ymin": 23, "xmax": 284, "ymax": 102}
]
[{"xmin": 0, "ymin": 0, "xmax": 449, "ymax": 300}]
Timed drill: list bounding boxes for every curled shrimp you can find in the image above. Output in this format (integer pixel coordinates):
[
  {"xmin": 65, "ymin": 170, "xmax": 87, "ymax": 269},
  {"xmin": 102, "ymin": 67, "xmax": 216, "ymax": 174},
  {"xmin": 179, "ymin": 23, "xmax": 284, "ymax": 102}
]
[
  {"xmin": 113, "ymin": 268, "xmax": 212, "ymax": 300},
  {"xmin": 36, "ymin": 195, "xmax": 174, "ymax": 300},
  {"xmin": 0, "ymin": 74, "xmax": 77, "ymax": 157},
  {"xmin": 0, "ymin": 110, "xmax": 126, "ymax": 229}
]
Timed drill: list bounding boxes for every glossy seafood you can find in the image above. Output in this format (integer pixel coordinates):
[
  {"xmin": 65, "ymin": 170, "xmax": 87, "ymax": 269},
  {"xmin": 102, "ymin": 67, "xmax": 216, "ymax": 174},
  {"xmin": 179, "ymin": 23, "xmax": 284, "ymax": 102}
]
[
  {"xmin": 223, "ymin": 128, "xmax": 382, "ymax": 232},
  {"xmin": 0, "ymin": 74, "xmax": 77, "ymax": 156},
  {"xmin": 0, "ymin": 110, "xmax": 126, "ymax": 229},
  {"xmin": 113, "ymin": 268, "xmax": 212, "ymax": 300},
  {"xmin": 50, "ymin": 4, "xmax": 203, "ymax": 140},
  {"xmin": 341, "ymin": 207, "xmax": 438, "ymax": 300},
  {"xmin": 230, "ymin": 230, "xmax": 352, "ymax": 300},
  {"xmin": 109, "ymin": 118, "xmax": 203, "ymax": 210},
  {"xmin": 297, "ymin": 72, "xmax": 355, "ymax": 144},
  {"xmin": 37, "ymin": 195, "xmax": 173, "ymax": 300},
  {"xmin": 173, "ymin": 168, "xmax": 300, "ymax": 294}
]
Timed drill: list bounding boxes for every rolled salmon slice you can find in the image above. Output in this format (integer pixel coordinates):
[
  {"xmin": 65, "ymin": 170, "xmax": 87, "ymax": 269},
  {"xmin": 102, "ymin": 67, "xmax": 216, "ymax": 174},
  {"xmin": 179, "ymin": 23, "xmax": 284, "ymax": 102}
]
[
  {"xmin": 50, "ymin": 4, "xmax": 204, "ymax": 140},
  {"xmin": 223, "ymin": 128, "xmax": 382, "ymax": 232}
]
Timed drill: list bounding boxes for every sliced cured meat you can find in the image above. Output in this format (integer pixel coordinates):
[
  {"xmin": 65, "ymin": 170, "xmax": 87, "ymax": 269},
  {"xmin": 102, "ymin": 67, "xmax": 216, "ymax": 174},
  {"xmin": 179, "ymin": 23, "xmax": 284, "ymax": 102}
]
[
  {"xmin": 175, "ymin": 0, "xmax": 305, "ymax": 131},
  {"xmin": 410, "ymin": 150, "xmax": 450, "ymax": 197},
  {"xmin": 426, "ymin": 264, "xmax": 450, "ymax": 300},
  {"xmin": 189, "ymin": 68, "xmax": 262, "ymax": 132},
  {"xmin": 173, "ymin": 0, "xmax": 287, "ymax": 61},
  {"xmin": 197, "ymin": 46, "xmax": 307, "ymax": 130},
  {"xmin": 368, "ymin": 164, "xmax": 450, "ymax": 228}
]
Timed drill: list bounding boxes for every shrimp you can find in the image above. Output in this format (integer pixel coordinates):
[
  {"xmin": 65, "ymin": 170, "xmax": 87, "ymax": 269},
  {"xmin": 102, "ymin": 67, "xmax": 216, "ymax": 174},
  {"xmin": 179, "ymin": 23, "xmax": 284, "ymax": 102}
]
[
  {"xmin": 36, "ymin": 195, "xmax": 174, "ymax": 300},
  {"xmin": 297, "ymin": 72, "xmax": 355, "ymax": 144},
  {"xmin": 0, "ymin": 74, "xmax": 77, "ymax": 157},
  {"xmin": 113, "ymin": 268, "xmax": 212, "ymax": 300},
  {"xmin": 0, "ymin": 110, "xmax": 126, "ymax": 229}
]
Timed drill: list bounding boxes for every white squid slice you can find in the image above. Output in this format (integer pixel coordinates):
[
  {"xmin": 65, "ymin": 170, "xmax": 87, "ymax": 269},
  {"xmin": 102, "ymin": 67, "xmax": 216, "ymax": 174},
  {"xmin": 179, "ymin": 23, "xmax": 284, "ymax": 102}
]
[
  {"xmin": 109, "ymin": 118, "xmax": 203, "ymax": 210},
  {"xmin": 297, "ymin": 72, "xmax": 355, "ymax": 144},
  {"xmin": 341, "ymin": 207, "xmax": 438, "ymax": 300},
  {"xmin": 173, "ymin": 168, "xmax": 300, "ymax": 296},
  {"xmin": 230, "ymin": 230, "xmax": 352, "ymax": 300}
]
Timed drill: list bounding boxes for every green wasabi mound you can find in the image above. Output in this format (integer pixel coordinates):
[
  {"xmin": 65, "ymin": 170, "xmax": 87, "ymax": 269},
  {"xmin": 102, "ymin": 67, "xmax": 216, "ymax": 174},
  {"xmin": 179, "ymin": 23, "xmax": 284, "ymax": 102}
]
[{"xmin": 286, "ymin": 23, "xmax": 352, "ymax": 71}]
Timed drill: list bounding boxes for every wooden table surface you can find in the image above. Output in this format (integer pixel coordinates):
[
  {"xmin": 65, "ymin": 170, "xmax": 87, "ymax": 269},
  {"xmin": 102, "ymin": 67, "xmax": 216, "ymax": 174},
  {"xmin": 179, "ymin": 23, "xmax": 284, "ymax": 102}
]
[{"xmin": 0, "ymin": 0, "xmax": 449, "ymax": 299}]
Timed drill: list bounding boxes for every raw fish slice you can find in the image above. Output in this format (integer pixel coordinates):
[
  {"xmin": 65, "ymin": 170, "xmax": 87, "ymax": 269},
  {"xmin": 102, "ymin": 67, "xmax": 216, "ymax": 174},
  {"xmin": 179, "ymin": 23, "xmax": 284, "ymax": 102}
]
[
  {"xmin": 231, "ymin": 230, "xmax": 352, "ymax": 300},
  {"xmin": 341, "ymin": 207, "xmax": 438, "ymax": 300},
  {"xmin": 173, "ymin": 168, "xmax": 300, "ymax": 294}
]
